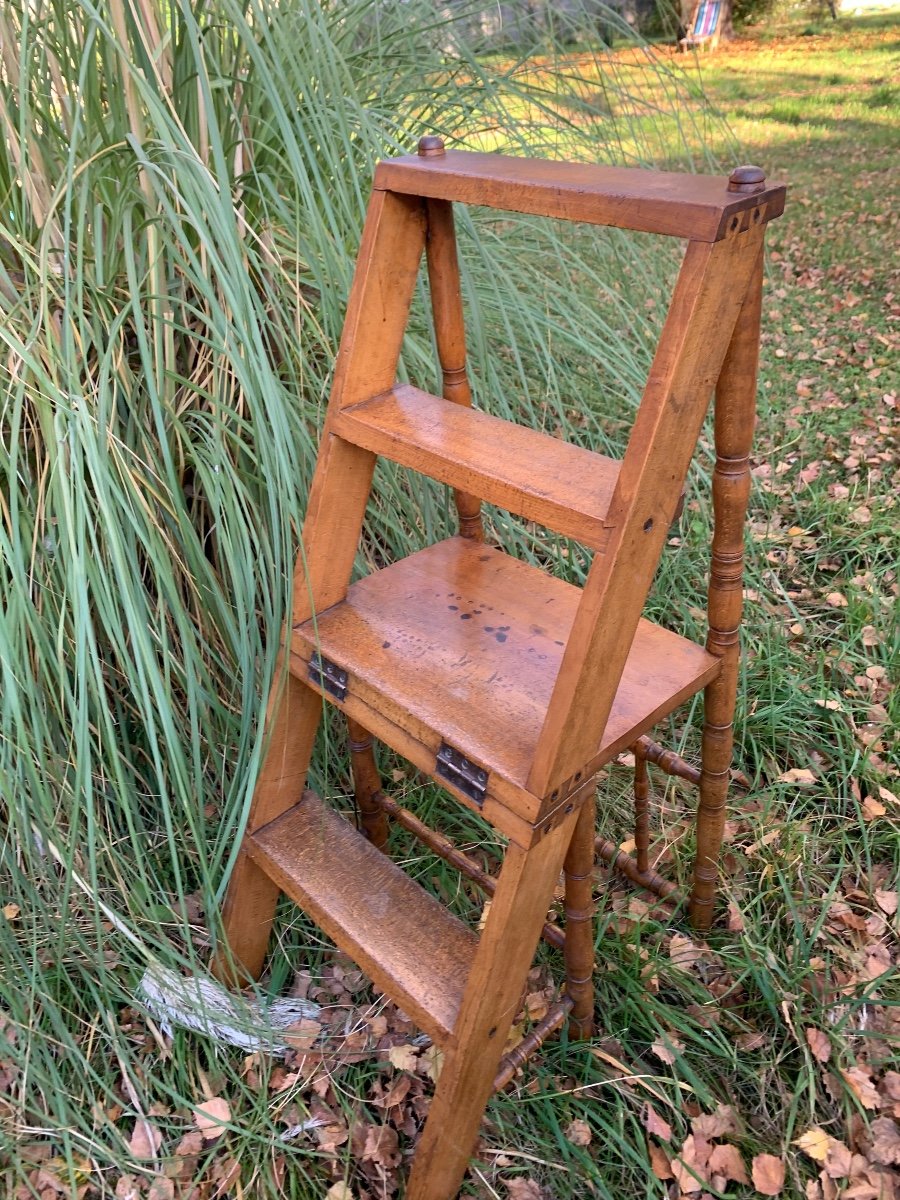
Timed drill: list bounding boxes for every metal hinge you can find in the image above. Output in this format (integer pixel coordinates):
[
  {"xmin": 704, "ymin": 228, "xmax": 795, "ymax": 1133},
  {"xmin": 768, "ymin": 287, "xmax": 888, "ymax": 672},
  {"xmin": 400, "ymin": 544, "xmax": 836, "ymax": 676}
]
[
  {"xmin": 308, "ymin": 652, "xmax": 348, "ymax": 701},
  {"xmin": 435, "ymin": 742, "xmax": 488, "ymax": 806}
]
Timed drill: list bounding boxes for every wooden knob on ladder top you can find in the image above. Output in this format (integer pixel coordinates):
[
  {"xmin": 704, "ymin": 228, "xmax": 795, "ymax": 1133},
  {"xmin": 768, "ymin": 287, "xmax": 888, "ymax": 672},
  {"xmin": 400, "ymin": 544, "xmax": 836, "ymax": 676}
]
[
  {"xmin": 727, "ymin": 165, "xmax": 766, "ymax": 194},
  {"xmin": 418, "ymin": 135, "xmax": 446, "ymax": 158}
]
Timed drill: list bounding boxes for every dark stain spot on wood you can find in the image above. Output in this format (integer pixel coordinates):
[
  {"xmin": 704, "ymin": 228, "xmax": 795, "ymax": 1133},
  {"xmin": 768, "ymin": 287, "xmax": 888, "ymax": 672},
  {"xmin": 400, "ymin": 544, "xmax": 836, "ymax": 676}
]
[
  {"xmin": 460, "ymin": 613, "xmax": 473, "ymax": 620},
  {"xmin": 483, "ymin": 626, "xmax": 494, "ymax": 633},
  {"xmin": 495, "ymin": 632, "xmax": 507, "ymax": 643},
  {"xmin": 448, "ymin": 605, "xmax": 458, "ymax": 610},
  {"xmin": 554, "ymin": 639, "xmax": 564, "ymax": 646},
  {"xmin": 479, "ymin": 555, "xmax": 492, "ymax": 562},
  {"xmin": 382, "ymin": 640, "xmax": 391, "ymax": 648}
]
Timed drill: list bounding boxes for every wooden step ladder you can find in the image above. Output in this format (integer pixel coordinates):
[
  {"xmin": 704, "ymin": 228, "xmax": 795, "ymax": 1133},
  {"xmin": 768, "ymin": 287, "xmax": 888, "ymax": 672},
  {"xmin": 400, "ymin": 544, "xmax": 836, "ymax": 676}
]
[{"xmin": 213, "ymin": 139, "xmax": 786, "ymax": 1199}]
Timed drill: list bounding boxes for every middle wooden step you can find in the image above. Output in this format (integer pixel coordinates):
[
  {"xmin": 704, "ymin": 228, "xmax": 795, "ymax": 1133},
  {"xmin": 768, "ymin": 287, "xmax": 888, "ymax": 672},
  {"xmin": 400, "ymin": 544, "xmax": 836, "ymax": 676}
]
[{"xmin": 333, "ymin": 385, "xmax": 620, "ymax": 550}]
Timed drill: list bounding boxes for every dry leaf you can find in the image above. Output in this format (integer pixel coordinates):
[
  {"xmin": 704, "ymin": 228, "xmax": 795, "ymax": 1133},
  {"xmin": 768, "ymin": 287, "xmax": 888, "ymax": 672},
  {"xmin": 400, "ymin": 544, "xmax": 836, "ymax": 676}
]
[
  {"xmin": 146, "ymin": 1179, "xmax": 174, "ymax": 1200},
  {"xmin": 707, "ymin": 1142, "xmax": 749, "ymax": 1184},
  {"xmin": 524, "ymin": 992, "xmax": 549, "ymax": 1022},
  {"xmin": 825, "ymin": 592, "xmax": 848, "ymax": 608},
  {"xmin": 669, "ymin": 934, "xmax": 703, "ymax": 972},
  {"xmin": 776, "ymin": 768, "xmax": 817, "ymax": 785},
  {"xmin": 878, "ymin": 785, "xmax": 898, "ymax": 807},
  {"xmin": 874, "ymin": 890, "xmax": 898, "ymax": 916},
  {"xmin": 505, "ymin": 1179, "xmax": 543, "ymax": 1200},
  {"xmin": 283, "ymin": 1018, "xmax": 322, "ymax": 1052},
  {"xmin": 643, "ymin": 1102, "xmax": 672, "ymax": 1142},
  {"xmin": 128, "ymin": 1119, "xmax": 162, "ymax": 1160},
  {"xmin": 842, "ymin": 1067, "xmax": 880, "ymax": 1110},
  {"xmin": 2, "ymin": 903, "xmax": 20, "ymax": 920},
  {"xmin": 361, "ymin": 1124, "xmax": 400, "ymax": 1168},
  {"xmin": 862, "ymin": 795, "xmax": 886, "ymax": 821},
  {"xmin": 692, "ymin": 1103, "xmax": 739, "ymax": 1140},
  {"xmin": 324, "ymin": 1185, "xmax": 354, "ymax": 1200},
  {"xmin": 805, "ymin": 1028, "xmax": 832, "ymax": 1064},
  {"xmin": 564, "ymin": 1118, "xmax": 592, "ymax": 1146},
  {"xmin": 869, "ymin": 1117, "xmax": 900, "ymax": 1166},
  {"xmin": 193, "ymin": 1096, "xmax": 231, "ymax": 1141},
  {"xmin": 794, "ymin": 1127, "xmax": 831, "ymax": 1163},
  {"xmin": 672, "ymin": 1134, "xmax": 710, "ymax": 1194},
  {"xmin": 387, "ymin": 1043, "xmax": 419, "ymax": 1072},
  {"xmin": 822, "ymin": 1138, "xmax": 852, "ymax": 1179},
  {"xmin": 751, "ymin": 1153, "xmax": 786, "ymax": 1195},
  {"xmin": 420, "ymin": 1044, "xmax": 443, "ymax": 1083},
  {"xmin": 648, "ymin": 1141, "xmax": 673, "ymax": 1180},
  {"xmin": 649, "ymin": 1034, "xmax": 684, "ymax": 1065}
]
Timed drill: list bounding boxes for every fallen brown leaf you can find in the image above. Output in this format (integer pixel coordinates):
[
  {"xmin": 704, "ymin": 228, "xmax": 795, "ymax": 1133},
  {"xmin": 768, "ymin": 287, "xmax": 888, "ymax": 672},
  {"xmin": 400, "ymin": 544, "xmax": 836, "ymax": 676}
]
[
  {"xmin": 874, "ymin": 890, "xmax": 898, "ymax": 916},
  {"xmin": 387, "ymin": 1043, "xmax": 419, "ymax": 1072},
  {"xmin": 822, "ymin": 1137, "xmax": 852, "ymax": 1179},
  {"xmin": 707, "ymin": 1142, "xmax": 749, "ymax": 1184},
  {"xmin": 505, "ymin": 1178, "xmax": 544, "ymax": 1200},
  {"xmin": 869, "ymin": 1117, "xmax": 900, "ymax": 1166},
  {"xmin": 649, "ymin": 1034, "xmax": 684, "ymax": 1065},
  {"xmin": 751, "ymin": 1153, "xmax": 786, "ymax": 1195},
  {"xmin": 362, "ymin": 1124, "xmax": 400, "ymax": 1169},
  {"xmin": 794, "ymin": 1127, "xmax": 830, "ymax": 1163},
  {"xmin": 564, "ymin": 1117, "xmax": 592, "ymax": 1147},
  {"xmin": 193, "ymin": 1096, "xmax": 231, "ymax": 1141},
  {"xmin": 643, "ymin": 1102, "xmax": 672, "ymax": 1142},
  {"xmin": 842, "ymin": 1067, "xmax": 880, "ymax": 1110},
  {"xmin": 128, "ymin": 1119, "xmax": 162, "ymax": 1160},
  {"xmin": 648, "ymin": 1141, "xmax": 673, "ymax": 1180},
  {"xmin": 806, "ymin": 1028, "xmax": 832, "ymax": 1064},
  {"xmin": 324, "ymin": 1184, "xmax": 355, "ymax": 1200},
  {"xmin": 692, "ymin": 1103, "xmax": 739, "ymax": 1140},
  {"xmin": 672, "ymin": 1134, "xmax": 711, "ymax": 1194},
  {"xmin": 669, "ymin": 934, "xmax": 704, "ymax": 972}
]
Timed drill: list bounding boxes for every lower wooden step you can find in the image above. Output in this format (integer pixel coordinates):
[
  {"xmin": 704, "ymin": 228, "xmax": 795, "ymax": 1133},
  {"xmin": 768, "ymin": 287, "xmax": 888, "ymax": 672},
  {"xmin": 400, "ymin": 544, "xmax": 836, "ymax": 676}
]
[{"xmin": 247, "ymin": 790, "xmax": 477, "ymax": 1045}]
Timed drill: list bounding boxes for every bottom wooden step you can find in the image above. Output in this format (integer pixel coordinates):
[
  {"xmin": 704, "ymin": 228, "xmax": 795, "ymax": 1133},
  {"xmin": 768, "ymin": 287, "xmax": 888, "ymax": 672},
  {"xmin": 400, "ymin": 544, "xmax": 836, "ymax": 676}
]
[{"xmin": 247, "ymin": 791, "xmax": 477, "ymax": 1045}]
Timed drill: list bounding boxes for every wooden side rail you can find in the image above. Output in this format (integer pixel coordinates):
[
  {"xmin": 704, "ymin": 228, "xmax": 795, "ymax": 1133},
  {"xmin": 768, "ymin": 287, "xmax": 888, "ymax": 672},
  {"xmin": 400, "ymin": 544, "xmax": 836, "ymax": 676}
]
[{"xmin": 376, "ymin": 146, "xmax": 787, "ymax": 242}]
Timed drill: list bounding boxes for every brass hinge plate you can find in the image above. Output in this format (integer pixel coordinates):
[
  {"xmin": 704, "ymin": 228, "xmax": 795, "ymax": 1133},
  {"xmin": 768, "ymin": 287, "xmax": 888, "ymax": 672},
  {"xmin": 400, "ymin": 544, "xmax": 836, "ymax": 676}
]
[
  {"xmin": 308, "ymin": 652, "xmax": 348, "ymax": 701},
  {"xmin": 435, "ymin": 742, "xmax": 488, "ymax": 806}
]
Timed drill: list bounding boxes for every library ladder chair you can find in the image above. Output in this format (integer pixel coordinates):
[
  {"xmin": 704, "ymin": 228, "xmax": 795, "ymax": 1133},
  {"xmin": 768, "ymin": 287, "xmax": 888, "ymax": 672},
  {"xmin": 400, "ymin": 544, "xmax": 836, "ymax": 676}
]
[{"xmin": 213, "ymin": 140, "xmax": 785, "ymax": 1200}]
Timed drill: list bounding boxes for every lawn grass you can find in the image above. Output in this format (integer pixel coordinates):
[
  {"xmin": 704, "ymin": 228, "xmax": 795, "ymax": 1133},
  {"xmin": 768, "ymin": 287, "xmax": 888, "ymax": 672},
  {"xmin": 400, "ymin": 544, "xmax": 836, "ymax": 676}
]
[{"xmin": 1, "ymin": 6, "xmax": 897, "ymax": 1200}]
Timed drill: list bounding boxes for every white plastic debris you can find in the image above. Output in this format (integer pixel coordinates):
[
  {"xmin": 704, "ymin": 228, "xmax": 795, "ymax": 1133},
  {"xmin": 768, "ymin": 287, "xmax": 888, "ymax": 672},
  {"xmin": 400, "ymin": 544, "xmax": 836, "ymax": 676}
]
[{"xmin": 137, "ymin": 963, "xmax": 321, "ymax": 1056}]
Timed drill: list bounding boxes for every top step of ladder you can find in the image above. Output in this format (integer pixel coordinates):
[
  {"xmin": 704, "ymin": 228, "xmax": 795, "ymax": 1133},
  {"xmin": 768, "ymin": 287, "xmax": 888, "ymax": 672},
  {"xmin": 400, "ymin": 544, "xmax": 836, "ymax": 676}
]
[{"xmin": 375, "ymin": 146, "xmax": 787, "ymax": 242}]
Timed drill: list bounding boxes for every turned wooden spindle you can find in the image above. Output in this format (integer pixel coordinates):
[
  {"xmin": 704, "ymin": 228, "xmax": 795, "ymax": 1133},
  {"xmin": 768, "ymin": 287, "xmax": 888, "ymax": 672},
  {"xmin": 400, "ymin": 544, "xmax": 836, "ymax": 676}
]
[
  {"xmin": 635, "ymin": 735, "xmax": 701, "ymax": 785},
  {"xmin": 633, "ymin": 749, "xmax": 650, "ymax": 875},
  {"xmin": 347, "ymin": 717, "xmax": 390, "ymax": 850},
  {"xmin": 493, "ymin": 997, "xmax": 574, "ymax": 1091},
  {"xmin": 690, "ymin": 190, "xmax": 765, "ymax": 928},
  {"xmin": 563, "ymin": 801, "xmax": 595, "ymax": 1039},
  {"xmin": 419, "ymin": 136, "xmax": 483, "ymax": 542}
]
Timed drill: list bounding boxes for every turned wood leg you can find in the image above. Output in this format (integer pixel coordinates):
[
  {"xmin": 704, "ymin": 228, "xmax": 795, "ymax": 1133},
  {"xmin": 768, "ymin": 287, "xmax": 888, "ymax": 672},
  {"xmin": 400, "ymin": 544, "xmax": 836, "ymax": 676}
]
[
  {"xmin": 211, "ymin": 668, "xmax": 322, "ymax": 984},
  {"xmin": 690, "ymin": 246, "xmax": 763, "ymax": 930},
  {"xmin": 423, "ymin": 189, "xmax": 483, "ymax": 542},
  {"xmin": 347, "ymin": 717, "xmax": 389, "ymax": 850},
  {"xmin": 406, "ymin": 804, "xmax": 583, "ymax": 1200},
  {"xmin": 563, "ymin": 800, "xmax": 595, "ymax": 1040}
]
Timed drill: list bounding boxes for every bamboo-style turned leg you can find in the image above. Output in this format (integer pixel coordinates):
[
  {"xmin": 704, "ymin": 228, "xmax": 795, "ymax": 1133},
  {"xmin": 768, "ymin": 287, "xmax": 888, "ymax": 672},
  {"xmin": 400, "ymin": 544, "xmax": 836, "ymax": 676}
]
[
  {"xmin": 563, "ymin": 800, "xmax": 595, "ymax": 1039},
  {"xmin": 212, "ymin": 670, "xmax": 323, "ymax": 984},
  {"xmin": 633, "ymin": 749, "xmax": 650, "ymax": 876},
  {"xmin": 406, "ymin": 803, "xmax": 583, "ymax": 1200},
  {"xmin": 347, "ymin": 717, "xmax": 389, "ymax": 850},
  {"xmin": 420, "ymin": 138, "xmax": 483, "ymax": 542},
  {"xmin": 691, "ymin": 247, "xmax": 764, "ymax": 929}
]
